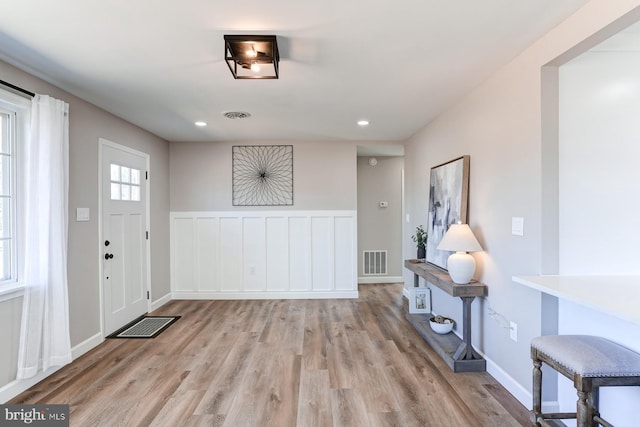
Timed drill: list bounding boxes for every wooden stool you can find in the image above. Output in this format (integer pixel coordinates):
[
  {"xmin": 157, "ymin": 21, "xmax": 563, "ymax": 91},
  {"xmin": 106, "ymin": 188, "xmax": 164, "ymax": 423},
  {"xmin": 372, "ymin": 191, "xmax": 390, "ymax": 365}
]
[{"xmin": 531, "ymin": 335, "xmax": 640, "ymax": 427}]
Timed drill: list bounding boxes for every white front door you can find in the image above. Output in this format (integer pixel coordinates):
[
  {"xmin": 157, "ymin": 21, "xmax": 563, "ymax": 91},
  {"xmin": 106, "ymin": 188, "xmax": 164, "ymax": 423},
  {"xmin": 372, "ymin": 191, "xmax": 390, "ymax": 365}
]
[{"xmin": 100, "ymin": 139, "xmax": 149, "ymax": 335}]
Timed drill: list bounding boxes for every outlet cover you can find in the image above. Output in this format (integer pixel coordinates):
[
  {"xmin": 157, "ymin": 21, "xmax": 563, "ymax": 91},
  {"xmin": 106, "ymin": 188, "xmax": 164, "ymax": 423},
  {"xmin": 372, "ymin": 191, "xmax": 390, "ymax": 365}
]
[
  {"xmin": 512, "ymin": 217, "xmax": 524, "ymax": 236},
  {"xmin": 510, "ymin": 321, "xmax": 518, "ymax": 342}
]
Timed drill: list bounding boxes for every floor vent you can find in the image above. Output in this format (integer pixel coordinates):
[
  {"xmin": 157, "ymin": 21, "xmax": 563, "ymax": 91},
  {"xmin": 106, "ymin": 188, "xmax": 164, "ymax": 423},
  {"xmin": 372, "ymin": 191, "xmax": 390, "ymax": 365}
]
[
  {"xmin": 363, "ymin": 250, "xmax": 387, "ymax": 275},
  {"xmin": 108, "ymin": 316, "xmax": 180, "ymax": 339}
]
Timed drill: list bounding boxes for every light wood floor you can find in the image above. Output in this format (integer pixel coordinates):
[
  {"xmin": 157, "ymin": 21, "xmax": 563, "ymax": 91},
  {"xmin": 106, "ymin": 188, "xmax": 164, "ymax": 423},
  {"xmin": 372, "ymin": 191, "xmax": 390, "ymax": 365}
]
[{"xmin": 11, "ymin": 283, "xmax": 530, "ymax": 426}]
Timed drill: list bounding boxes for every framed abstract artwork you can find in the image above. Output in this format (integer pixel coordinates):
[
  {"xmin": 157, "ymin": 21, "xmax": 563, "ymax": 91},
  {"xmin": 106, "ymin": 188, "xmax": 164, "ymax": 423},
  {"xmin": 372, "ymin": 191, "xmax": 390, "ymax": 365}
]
[
  {"xmin": 232, "ymin": 145, "xmax": 293, "ymax": 206},
  {"xmin": 426, "ymin": 155, "xmax": 470, "ymax": 269}
]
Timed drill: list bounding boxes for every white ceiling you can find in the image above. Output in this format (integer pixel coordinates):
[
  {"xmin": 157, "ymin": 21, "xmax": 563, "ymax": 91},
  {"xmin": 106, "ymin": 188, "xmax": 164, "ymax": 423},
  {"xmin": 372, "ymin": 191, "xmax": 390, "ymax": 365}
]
[{"xmin": 0, "ymin": 0, "xmax": 590, "ymax": 143}]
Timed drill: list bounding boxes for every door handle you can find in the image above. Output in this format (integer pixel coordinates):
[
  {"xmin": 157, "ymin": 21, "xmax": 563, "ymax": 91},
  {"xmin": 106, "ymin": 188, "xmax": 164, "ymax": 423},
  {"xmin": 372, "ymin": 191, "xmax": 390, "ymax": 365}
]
[
  {"xmin": 104, "ymin": 253, "xmax": 114, "ymax": 260},
  {"xmin": 105, "ymin": 240, "xmax": 110, "ymax": 246}
]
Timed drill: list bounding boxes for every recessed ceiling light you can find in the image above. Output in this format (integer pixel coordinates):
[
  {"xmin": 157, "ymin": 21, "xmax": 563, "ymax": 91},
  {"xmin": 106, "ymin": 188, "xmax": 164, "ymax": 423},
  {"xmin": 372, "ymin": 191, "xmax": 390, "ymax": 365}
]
[
  {"xmin": 357, "ymin": 120, "xmax": 370, "ymax": 126},
  {"xmin": 195, "ymin": 121, "xmax": 207, "ymax": 127}
]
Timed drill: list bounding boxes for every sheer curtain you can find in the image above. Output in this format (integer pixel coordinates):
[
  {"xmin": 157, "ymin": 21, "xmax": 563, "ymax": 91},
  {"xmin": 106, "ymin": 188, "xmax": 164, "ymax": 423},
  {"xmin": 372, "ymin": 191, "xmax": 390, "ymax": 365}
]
[{"xmin": 17, "ymin": 94, "xmax": 71, "ymax": 379}]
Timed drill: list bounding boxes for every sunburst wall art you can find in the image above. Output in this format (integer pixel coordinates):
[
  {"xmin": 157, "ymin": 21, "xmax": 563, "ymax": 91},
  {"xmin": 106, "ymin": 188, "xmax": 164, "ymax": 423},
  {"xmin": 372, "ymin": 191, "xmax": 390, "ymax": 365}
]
[{"xmin": 232, "ymin": 145, "xmax": 293, "ymax": 206}]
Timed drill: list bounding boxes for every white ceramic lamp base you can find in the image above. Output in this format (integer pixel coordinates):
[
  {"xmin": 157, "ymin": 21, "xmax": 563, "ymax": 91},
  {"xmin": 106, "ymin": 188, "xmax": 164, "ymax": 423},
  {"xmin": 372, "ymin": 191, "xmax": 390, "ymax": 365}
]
[{"xmin": 447, "ymin": 252, "xmax": 476, "ymax": 284}]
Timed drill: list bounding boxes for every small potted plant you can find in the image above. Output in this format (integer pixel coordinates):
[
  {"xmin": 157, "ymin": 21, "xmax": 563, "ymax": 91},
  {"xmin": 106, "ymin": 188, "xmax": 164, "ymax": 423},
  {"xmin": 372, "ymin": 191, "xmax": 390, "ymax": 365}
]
[{"xmin": 412, "ymin": 225, "xmax": 428, "ymax": 260}]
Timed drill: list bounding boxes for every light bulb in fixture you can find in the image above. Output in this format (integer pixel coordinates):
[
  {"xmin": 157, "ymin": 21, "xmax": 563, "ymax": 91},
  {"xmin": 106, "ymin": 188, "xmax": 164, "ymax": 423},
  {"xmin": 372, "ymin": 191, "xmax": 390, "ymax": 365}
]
[
  {"xmin": 194, "ymin": 121, "xmax": 207, "ymax": 127},
  {"xmin": 357, "ymin": 120, "xmax": 370, "ymax": 126},
  {"xmin": 250, "ymin": 62, "xmax": 261, "ymax": 72},
  {"xmin": 246, "ymin": 46, "xmax": 257, "ymax": 58}
]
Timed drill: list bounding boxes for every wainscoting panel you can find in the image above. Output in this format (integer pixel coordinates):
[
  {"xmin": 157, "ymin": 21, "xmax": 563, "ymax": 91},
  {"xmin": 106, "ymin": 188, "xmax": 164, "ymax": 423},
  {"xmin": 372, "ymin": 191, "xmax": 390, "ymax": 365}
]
[
  {"xmin": 196, "ymin": 217, "xmax": 218, "ymax": 291},
  {"xmin": 172, "ymin": 217, "xmax": 195, "ymax": 292},
  {"xmin": 266, "ymin": 217, "xmax": 289, "ymax": 291},
  {"xmin": 289, "ymin": 216, "xmax": 311, "ymax": 292},
  {"xmin": 243, "ymin": 217, "xmax": 266, "ymax": 292},
  {"xmin": 170, "ymin": 211, "xmax": 358, "ymax": 299},
  {"xmin": 335, "ymin": 216, "xmax": 356, "ymax": 290},
  {"xmin": 311, "ymin": 217, "xmax": 333, "ymax": 291},
  {"xmin": 219, "ymin": 217, "xmax": 242, "ymax": 292}
]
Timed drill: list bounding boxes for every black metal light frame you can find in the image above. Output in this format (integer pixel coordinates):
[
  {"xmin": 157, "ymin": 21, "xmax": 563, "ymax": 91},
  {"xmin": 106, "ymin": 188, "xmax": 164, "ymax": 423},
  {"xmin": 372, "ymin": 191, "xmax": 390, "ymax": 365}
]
[{"xmin": 224, "ymin": 35, "xmax": 279, "ymax": 79}]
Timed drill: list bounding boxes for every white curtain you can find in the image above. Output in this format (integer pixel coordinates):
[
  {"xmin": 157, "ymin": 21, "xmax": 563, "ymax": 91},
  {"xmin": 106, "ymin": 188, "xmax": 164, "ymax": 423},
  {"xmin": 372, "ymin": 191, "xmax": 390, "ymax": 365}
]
[{"xmin": 17, "ymin": 94, "xmax": 71, "ymax": 379}]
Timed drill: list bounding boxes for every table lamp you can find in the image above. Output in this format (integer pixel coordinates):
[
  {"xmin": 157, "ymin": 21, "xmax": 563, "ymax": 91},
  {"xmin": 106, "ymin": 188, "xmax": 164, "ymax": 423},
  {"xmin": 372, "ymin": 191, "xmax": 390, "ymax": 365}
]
[{"xmin": 436, "ymin": 223, "xmax": 482, "ymax": 284}]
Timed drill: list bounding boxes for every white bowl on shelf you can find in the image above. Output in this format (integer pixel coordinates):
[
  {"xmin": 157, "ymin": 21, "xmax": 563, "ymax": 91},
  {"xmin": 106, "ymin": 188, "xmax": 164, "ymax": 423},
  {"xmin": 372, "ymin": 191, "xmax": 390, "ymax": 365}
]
[{"xmin": 429, "ymin": 316, "xmax": 454, "ymax": 334}]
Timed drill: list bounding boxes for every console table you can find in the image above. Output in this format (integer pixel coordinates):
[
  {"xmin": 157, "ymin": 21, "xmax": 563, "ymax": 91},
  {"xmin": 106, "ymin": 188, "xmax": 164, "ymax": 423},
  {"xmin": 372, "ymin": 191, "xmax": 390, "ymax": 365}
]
[{"xmin": 404, "ymin": 260, "xmax": 488, "ymax": 372}]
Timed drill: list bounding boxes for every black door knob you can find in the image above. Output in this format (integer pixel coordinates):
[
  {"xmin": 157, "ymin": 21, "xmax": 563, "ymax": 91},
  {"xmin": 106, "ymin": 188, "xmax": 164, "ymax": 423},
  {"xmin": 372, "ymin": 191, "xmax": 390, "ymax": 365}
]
[
  {"xmin": 104, "ymin": 253, "xmax": 114, "ymax": 260},
  {"xmin": 105, "ymin": 240, "xmax": 110, "ymax": 246}
]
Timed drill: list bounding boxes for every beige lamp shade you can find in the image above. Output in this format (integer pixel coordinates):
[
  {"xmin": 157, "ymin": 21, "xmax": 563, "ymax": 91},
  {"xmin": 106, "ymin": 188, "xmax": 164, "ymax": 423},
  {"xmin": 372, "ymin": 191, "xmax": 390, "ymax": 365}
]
[{"xmin": 436, "ymin": 223, "xmax": 482, "ymax": 252}]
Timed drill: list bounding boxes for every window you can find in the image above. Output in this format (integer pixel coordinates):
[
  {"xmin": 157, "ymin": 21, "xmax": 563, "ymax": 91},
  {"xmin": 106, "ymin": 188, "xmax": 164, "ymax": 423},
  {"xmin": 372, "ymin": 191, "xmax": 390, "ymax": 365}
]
[
  {"xmin": 110, "ymin": 163, "xmax": 141, "ymax": 201},
  {"xmin": 0, "ymin": 88, "xmax": 30, "ymax": 294},
  {"xmin": 0, "ymin": 108, "xmax": 15, "ymax": 282}
]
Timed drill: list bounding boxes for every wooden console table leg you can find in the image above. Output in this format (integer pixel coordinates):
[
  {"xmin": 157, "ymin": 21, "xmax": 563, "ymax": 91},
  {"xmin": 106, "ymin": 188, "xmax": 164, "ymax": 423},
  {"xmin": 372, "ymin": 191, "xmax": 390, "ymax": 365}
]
[{"xmin": 453, "ymin": 296, "xmax": 481, "ymax": 361}]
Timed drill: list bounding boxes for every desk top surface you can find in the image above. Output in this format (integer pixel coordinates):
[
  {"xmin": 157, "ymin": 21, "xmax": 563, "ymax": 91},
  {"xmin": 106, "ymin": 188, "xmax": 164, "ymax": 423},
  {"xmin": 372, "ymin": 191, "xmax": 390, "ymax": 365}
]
[{"xmin": 513, "ymin": 275, "xmax": 640, "ymax": 327}]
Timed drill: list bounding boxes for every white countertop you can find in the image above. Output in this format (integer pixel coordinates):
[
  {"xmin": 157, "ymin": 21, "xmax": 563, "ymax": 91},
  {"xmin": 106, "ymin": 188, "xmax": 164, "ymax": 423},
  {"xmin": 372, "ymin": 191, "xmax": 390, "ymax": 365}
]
[{"xmin": 513, "ymin": 275, "xmax": 640, "ymax": 327}]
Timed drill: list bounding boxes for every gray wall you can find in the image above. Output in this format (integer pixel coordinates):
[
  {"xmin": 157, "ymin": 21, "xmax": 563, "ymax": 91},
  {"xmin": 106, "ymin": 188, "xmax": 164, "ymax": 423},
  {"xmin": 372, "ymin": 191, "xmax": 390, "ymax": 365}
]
[
  {"xmin": 357, "ymin": 156, "xmax": 404, "ymax": 278},
  {"xmin": 0, "ymin": 59, "xmax": 170, "ymax": 388},
  {"xmin": 170, "ymin": 140, "xmax": 362, "ymax": 211},
  {"xmin": 403, "ymin": 0, "xmax": 640, "ymax": 402}
]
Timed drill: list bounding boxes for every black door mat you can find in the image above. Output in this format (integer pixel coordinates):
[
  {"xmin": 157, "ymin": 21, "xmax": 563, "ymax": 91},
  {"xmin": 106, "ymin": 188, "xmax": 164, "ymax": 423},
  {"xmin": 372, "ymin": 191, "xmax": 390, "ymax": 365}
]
[{"xmin": 107, "ymin": 316, "xmax": 180, "ymax": 339}]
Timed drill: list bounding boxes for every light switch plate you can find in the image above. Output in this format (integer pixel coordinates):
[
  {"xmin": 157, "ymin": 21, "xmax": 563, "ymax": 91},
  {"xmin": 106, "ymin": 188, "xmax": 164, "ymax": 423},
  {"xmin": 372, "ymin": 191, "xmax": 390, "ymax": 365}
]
[
  {"xmin": 76, "ymin": 207, "xmax": 90, "ymax": 222},
  {"xmin": 512, "ymin": 217, "xmax": 524, "ymax": 236}
]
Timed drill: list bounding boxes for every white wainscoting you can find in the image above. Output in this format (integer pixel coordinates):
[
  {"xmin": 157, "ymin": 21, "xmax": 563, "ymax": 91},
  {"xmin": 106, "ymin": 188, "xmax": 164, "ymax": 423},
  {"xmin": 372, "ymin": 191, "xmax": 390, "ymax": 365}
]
[{"xmin": 170, "ymin": 211, "xmax": 358, "ymax": 299}]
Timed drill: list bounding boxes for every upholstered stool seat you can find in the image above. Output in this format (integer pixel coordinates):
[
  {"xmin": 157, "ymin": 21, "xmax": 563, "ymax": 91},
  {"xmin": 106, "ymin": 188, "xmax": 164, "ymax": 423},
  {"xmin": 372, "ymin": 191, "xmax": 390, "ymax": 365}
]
[{"xmin": 531, "ymin": 335, "xmax": 640, "ymax": 427}]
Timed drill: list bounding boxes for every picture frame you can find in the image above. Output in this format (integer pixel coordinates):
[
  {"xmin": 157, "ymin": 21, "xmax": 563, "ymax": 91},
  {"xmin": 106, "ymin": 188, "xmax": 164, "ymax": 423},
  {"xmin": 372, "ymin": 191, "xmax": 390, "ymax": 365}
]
[
  {"xmin": 426, "ymin": 155, "xmax": 470, "ymax": 270},
  {"xmin": 409, "ymin": 287, "xmax": 431, "ymax": 314},
  {"xmin": 232, "ymin": 145, "xmax": 294, "ymax": 206}
]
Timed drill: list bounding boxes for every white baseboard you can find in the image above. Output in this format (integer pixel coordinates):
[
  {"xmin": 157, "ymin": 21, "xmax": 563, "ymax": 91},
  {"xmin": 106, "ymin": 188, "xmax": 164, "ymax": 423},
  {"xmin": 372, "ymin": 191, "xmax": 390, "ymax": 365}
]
[
  {"xmin": 150, "ymin": 292, "xmax": 172, "ymax": 312},
  {"xmin": 358, "ymin": 276, "xmax": 404, "ymax": 284},
  {"xmin": 485, "ymin": 354, "xmax": 531, "ymax": 409},
  {"xmin": 172, "ymin": 290, "xmax": 359, "ymax": 300},
  {"xmin": 71, "ymin": 332, "xmax": 103, "ymax": 360},
  {"xmin": 1, "ymin": 331, "xmax": 104, "ymax": 404},
  {"xmin": 0, "ymin": 366, "xmax": 61, "ymax": 404},
  {"xmin": 484, "ymin": 350, "xmax": 558, "ymax": 413}
]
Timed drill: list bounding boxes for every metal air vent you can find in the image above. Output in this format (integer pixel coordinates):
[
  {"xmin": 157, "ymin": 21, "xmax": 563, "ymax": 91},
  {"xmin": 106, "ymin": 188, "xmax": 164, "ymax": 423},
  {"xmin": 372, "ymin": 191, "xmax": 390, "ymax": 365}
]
[
  {"xmin": 223, "ymin": 111, "xmax": 251, "ymax": 120},
  {"xmin": 363, "ymin": 250, "xmax": 387, "ymax": 275}
]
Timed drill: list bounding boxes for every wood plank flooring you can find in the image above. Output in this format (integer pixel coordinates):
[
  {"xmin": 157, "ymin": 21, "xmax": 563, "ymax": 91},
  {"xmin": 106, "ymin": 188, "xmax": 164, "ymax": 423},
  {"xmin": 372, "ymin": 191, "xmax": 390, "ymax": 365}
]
[{"xmin": 10, "ymin": 283, "xmax": 531, "ymax": 426}]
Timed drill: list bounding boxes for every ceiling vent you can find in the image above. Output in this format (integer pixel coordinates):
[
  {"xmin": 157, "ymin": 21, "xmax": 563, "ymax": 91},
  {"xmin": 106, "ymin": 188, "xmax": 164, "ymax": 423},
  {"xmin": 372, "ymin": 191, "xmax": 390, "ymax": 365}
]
[{"xmin": 223, "ymin": 111, "xmax": 251, "ymax": 120}]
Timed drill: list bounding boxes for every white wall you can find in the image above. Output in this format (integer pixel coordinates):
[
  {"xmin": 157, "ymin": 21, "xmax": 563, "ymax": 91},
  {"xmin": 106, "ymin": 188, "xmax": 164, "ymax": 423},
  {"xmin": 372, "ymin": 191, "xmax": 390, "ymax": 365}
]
[
  {"xmin": 403, "ymin": 0, "xmax": 640, "ymax": 409},
  {"xmin": 559, "ymin": 51, "xmax": 640, "ymax": 275},
  {"xmin": 556, "ymin": 48, "xmax": 640, "ymax": 426}
]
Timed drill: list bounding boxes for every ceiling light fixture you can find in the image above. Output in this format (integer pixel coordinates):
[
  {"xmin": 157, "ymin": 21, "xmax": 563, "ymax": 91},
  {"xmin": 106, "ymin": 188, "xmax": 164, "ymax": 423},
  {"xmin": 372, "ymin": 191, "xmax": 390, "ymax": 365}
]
[
  {"xmin": 357, "ymin": 120, "xmax": 370, "ymax": 126},
  {"xmin": 195, "ymin": 121, "xmax": 207, "ymax": 127},
  {"xmin": 224, "ymin": 35, "xmax": 279, "ymax": 79}
]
